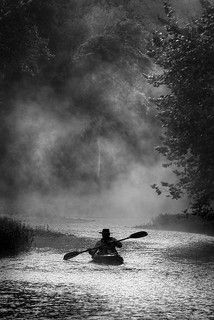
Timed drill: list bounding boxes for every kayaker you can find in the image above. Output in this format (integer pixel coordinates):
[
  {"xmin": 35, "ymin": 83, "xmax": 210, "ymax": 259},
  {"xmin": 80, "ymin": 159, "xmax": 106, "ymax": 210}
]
[{"xmin": 89, "ymin": 229, "xmax": 122, "ymax": 257}]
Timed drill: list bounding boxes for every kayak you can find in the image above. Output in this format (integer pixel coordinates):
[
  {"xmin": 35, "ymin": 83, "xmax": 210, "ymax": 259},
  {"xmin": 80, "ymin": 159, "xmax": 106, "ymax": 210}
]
[{"xmin": 92, "ymin": 253, "xmax": 124, "ymax": 265}]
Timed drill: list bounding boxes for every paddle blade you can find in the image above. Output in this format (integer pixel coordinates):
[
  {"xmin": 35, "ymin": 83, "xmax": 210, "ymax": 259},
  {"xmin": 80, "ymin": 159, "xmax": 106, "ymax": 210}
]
[
  {"xmin": 63, "ymin": 251, "xmax": 80, "ymax": 260},
  {"xmin": 129, "ymin": 231, "xmax": 148, "ymax": 239}
]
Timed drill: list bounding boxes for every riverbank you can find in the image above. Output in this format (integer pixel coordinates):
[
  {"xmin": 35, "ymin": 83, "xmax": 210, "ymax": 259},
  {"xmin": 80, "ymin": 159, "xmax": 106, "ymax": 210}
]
[
  {"xmin": 32, "ymin": 225, "xmax": 95, "ymax": 252},
  {"xmin": 0, "ymin": 217, "xmax": 33, "ymax": 257},
  {"xmin": 135, "ymin": 213, "xmax": 214, "ymax": 236},
  {"xmin": 0, "ymin": 217, "xmax": 95, "ymax": 257}
]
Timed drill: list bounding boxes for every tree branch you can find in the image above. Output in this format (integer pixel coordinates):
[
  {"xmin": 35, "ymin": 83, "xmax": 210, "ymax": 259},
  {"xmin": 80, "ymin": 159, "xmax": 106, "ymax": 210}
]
[{"xmin": 0, "ymin": 0, "xmax": 34, "ymax": 21}]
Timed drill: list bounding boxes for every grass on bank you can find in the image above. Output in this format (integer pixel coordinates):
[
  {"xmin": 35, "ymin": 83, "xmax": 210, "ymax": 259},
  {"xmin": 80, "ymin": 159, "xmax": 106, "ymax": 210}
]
[
  {"xmin": 0, "ymin": 216, "xmax": 95, "ymax": 258},
  {"xmin": 0, "ymin": 217, "xmax": 70, "ymax": 257},
  {"xmin": 0, "ymin": 217, "xmax": 34, "ymax": 257}
]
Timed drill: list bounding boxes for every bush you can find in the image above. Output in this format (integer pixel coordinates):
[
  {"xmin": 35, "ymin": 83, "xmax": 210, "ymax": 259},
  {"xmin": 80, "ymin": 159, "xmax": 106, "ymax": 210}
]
[{"xmin": 0, "ymin": 217, "xmax": 34, "ymax": 257}]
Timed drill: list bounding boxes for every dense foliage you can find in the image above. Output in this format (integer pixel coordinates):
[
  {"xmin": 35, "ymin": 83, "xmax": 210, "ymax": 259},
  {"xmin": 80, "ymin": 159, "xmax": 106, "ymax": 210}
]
[
  {"xmin": 148, "ymin": 0, "xmax": 214, "ymax": 218},
  {"xmin": 0, "ymin": 0, "xmax": 52, "ymax": 83}
]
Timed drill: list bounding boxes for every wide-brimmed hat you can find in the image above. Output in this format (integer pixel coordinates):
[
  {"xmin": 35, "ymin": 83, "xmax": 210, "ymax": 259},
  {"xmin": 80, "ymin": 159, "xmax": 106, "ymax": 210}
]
[{"xmin": 99, "ymin": 228, "xmax": 110, "ymax": 235}]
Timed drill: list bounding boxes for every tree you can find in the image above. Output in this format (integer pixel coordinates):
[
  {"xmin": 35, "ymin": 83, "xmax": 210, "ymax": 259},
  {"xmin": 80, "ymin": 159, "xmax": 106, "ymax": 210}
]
[
  {"xmin": 148, "ymin": 0, "xmax": 214, "ymax": 218},
  {"xmin": 0, "ymin": 0, "xmax": 52, "ymax": 83},
  {"xmin": 0, "ymin": 0, "xmax": 72, "ymax": 201}
]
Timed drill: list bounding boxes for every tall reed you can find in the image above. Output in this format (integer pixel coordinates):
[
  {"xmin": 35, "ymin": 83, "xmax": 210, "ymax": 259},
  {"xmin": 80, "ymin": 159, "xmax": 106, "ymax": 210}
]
[{"xmin": 0, "ymin": 217, "xmax": 34, "ymax": 257}]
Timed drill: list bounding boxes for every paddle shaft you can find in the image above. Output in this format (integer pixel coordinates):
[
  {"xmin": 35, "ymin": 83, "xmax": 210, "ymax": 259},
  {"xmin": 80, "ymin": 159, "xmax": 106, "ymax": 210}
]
[{"xmin": 63, "ymin": 231, "xmax": 148, "ymax": 260}]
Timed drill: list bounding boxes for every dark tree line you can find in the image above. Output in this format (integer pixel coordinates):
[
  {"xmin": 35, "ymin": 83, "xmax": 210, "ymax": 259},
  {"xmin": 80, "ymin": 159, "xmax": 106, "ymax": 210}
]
[
  {"xmin": 0, "ymin": 0, "xmax": 94, "ymax": 197},
  {"xmin": 148, "ymin": 0, "xmax": 214, "ymax": 218},
  {"xmin": 0, "ymin": 0, "xmax": 87, "ymax": 88},
  {"xmin": 0, "ymin": 0, "xmax": 70, "ymax": 198}
]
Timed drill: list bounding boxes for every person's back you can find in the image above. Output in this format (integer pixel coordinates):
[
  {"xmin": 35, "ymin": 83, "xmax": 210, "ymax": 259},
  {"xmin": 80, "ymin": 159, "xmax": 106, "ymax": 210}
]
[
  {"xmin": 89, "ymin": 229, "xmax": 122, "ymax": 256},
  {"xmin": 95, "ymin": 237, "xmax": 120, "ymax": 255}
]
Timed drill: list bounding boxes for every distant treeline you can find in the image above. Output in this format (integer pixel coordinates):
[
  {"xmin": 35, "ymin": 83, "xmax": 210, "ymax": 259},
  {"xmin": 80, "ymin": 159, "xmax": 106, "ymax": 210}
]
[{"xmin": 136, "ymin": 213, "xmax": 214, "ymax": 236}]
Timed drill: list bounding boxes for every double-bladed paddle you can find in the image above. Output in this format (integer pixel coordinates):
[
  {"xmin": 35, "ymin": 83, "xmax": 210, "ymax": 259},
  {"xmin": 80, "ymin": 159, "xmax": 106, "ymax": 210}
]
[{"xmin": 63, "ymin": 230, "xmax": 148, "ymax": 260}]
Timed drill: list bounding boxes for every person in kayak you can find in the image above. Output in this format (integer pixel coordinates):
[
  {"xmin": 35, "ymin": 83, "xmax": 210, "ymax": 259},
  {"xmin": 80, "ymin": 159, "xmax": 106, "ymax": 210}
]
[{"xmin": 89, "ymin": 229, "xmax": 122, "ymax": 257}]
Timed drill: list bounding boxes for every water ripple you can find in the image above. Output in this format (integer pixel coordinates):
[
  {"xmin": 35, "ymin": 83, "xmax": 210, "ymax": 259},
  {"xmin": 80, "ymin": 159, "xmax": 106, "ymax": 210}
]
[{"xmin": 0, "ymin": 230, "xmax": 213, "ymax": 319}]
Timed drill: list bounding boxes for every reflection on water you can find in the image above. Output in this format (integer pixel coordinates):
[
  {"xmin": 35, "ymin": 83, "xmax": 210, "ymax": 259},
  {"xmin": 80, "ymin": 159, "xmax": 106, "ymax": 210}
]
[
  {"xmin": 0, "ymin": 229, "xmax": 214, "ymax": 319},
  {"xmin": 0, "ymin": 281, "xmax": 111, "ymax": 319}
]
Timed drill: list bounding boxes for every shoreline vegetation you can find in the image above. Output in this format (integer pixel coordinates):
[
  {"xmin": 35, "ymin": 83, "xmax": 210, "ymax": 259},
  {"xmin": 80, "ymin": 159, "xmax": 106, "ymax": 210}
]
[
  {"xmin": 136, "ymin": 213, "xmax": 214, "ymax": 236},
  {"xmin": 0, "ymin": 216, "xmax": 94, "ymax": 258},
  {"xmin": 0, "ymin": 217, "xmax": 33, "ymax": 257},
  {"xmin": 1, "ymin": 213, "xmax": 214, "ymax": 258}
]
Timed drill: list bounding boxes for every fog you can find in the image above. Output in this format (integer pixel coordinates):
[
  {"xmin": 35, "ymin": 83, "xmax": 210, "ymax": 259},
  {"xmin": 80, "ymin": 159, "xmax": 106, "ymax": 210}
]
[
  {"xmin": 1, "ymin": 80, "xmax": 186, "ymax": 225},
  {"xmin": 0, "ymin": 0, "xmax": 201, "ymax": 226}
]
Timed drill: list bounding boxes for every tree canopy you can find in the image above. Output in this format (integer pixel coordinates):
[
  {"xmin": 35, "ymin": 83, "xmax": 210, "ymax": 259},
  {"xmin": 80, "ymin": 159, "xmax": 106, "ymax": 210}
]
[{"xmin": 148, "ymin": 0, "xmax": 214, "ymax": 218}]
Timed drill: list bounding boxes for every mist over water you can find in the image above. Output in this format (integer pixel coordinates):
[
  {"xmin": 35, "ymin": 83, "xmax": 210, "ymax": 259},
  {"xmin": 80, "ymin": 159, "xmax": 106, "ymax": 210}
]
[
  {"xmin": 1, "ymin": 56, "xmax": 185, "ymax": 225},
  {"xmin": 0, "ymin": 0, "xmax": 201, "ymax": 224},
  {"xmin": 7, "ymin": 164, "xmax": 186, "ymax": 227}
]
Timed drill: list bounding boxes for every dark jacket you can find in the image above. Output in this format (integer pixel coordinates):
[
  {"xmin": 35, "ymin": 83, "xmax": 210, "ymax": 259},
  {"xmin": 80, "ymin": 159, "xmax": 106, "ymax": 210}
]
[{"xmin": 89, "ymin": 237, "xmax": 122, "ymax": 256}]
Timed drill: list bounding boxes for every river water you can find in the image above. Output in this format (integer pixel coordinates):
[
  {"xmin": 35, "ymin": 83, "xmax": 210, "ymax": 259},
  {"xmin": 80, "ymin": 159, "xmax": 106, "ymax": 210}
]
[{"xmin": 0, "ymin": 222, "xmax": 214, "ymax": 320}]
